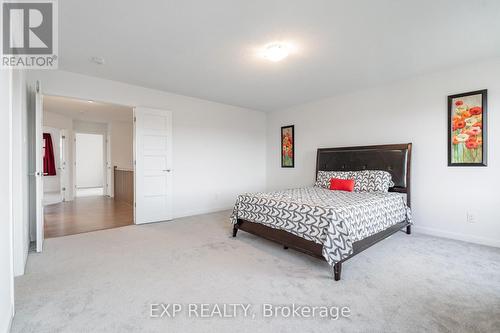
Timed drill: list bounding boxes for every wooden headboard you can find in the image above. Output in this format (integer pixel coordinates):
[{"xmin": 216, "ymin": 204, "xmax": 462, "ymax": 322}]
[{"xmin": 315, "ymin": 143, "xmax": 412, "ymax": 206}]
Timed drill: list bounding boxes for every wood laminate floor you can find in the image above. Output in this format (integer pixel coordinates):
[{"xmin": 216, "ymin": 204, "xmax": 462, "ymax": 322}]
[{"xmin": 44, "ymin": 196, "xmax": 133, "ymax": 238}]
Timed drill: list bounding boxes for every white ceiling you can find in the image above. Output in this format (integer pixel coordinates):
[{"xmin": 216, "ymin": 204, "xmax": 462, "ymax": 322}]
[
  {"xmin": 44, "ymin": 95, "xmax": 133, "ymax": 123},
  {"xmin": 59, "ymin": 0, "xmax": 500, "ymax": 111}
]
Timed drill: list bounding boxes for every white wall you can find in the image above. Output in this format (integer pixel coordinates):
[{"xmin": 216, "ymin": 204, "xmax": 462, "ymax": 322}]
[
  {"xmin": 0, "ymin": 69, "xmax": 14, "ymax": 333},
  {"xmin": 44, "ymin": 110, "xmax": 73, "ymax": 129},
  {"xmin": 267, "ymin": 58, "xmax": 500, "ymax": 248},
  {"xmin": 75, "ymin": 133, "xmax": 104, "ymax": 188},
  {"xmin": 109, "ymin": 121, "xmax": 133, "ymax": 197},
  {"xmin": 27, "ymin": 70, "xmax": 267, "ymax": 218},
  {"xmin": 110, "ymin": 122, "xmax": 133, "ymax": 170},
  {"xmin": 73, "ymin": 119, "xmax": 107, "ymax": 134}
]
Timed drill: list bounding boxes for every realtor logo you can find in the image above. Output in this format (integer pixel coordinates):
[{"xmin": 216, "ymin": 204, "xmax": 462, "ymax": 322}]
[{"xmin": 1, "ymin": 0, "xmax": 58, "ymax": 68}]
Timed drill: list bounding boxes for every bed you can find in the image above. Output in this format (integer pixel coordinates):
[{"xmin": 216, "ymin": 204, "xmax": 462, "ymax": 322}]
[{"xmin": 231, "ymin": 143, "xmax": 412, "ymax": 281}]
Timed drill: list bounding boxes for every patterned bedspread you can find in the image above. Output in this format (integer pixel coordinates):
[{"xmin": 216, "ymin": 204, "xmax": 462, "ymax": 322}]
[{"xmin": 230, "ymin": 187, "xmax": 411, "ymax": 266}]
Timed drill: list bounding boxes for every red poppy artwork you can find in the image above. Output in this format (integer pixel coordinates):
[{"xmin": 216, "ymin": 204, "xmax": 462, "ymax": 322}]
[
  {"xmin": 281, "ymin": 125, "xmax": 294, "ymax": 168},
  {"xmin": 448, "ymin": 90, "xmax": 487, "ymax": 166}
]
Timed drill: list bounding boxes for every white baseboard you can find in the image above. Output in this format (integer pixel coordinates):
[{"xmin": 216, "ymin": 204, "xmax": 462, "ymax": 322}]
[
  {"xmin": 413, "ymin": 225, "xmax": 500, "ymax": 248},
  {"xmin": 162, "ymin": 208, "xmax": 500, "ymax": 249}
]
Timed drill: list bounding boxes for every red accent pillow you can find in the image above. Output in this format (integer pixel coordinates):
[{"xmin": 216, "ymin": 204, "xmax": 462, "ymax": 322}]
[{"xmin": 329, "ymin": 178, "xmax": 355, "ymax": 192}]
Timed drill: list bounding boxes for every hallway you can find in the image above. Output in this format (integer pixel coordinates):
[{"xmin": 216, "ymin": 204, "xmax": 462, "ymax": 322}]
[{"xmin": 44, "ymin": 196, "xmax": 133, "ymax": 238}]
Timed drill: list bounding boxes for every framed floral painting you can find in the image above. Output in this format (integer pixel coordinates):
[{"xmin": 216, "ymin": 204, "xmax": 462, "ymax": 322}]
[
  {"xmin": 281, "ymin": 125, "xmax": 294, "ymax": 168},
  {"xmin": 448, "ymin": 90, "xmax": 487, "ymax": 166}
]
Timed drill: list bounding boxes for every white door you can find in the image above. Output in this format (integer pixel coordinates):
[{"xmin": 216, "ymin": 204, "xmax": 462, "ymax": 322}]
[
  {"xmin": 134, "ymin": 107, "xmax": 173, "ymax": 224},
  {"xmin": 35, "ymin": 87, "xmax": 44, "ymax": 252}
]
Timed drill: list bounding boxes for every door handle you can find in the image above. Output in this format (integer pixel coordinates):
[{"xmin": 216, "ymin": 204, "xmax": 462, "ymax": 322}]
[{"xmin": 162, "ymin": 169, "xmax": 172, "ymax": 172}]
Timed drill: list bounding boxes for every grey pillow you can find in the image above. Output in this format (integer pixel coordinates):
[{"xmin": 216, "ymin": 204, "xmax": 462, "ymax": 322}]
[{"xmin": 315, "ymin": 170, "xmax": 395, "ymax": 192}]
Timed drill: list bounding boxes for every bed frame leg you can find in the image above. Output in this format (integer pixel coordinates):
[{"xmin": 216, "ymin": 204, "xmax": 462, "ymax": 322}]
[
  {"xmin": 283, "ymin": 245, "xmax": 288, "ymax": 249},
  {"xmin": 333, "ymin": 263, "xmax": 342, "ymax": 281},
  {"xmin": 232, "ymin": 225, "xmax": 238, "ymax": 237},
  {"xmin": 406, "ymin": 225, "xmax": 411, "ymax": 235}
]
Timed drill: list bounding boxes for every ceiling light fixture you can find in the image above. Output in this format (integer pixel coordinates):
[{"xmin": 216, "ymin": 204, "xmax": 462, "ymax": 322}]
[
  {"xmin": 261, "ymin": 42, "xmax": 292, "ymax": 62},
  {"xmin": 87, "ymin": 100, "xmax": 94, "ymax": 103}
]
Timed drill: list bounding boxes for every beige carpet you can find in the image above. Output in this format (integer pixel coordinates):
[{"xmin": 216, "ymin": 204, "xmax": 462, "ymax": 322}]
[{"xmin": 12, "ymin": 211, "xmax": 500, "ymax": 332}]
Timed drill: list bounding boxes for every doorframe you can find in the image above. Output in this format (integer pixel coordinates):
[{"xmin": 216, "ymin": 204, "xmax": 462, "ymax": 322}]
[
  {"xmin": 59, "ymin": 129, "xmax": 69, "ymax": 201},
  {"xmin": 28, "ymin": 92, "xmax": 139, "ymax": 244},
  {"xmin": 106, "ymin": 130, "xmax": 112, "ymax": 197},
  {"xmin": 30, "ymin": 93, "xmax": 136, "ymax": 227}
]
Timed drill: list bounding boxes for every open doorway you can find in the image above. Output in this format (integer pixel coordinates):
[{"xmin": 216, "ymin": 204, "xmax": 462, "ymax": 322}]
[
  {"xmin": 75, "ymin": 132, "xmax": 105, "ymax": 197},
  {"xmin": 41, "ymin": 95, "xmax": 135, "ymax": 238}
]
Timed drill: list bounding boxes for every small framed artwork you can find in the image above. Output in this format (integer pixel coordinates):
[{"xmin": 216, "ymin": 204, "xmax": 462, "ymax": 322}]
[
  {"xmin": 448, "ymin": 89, "xmax": 487, "ymax": 166},
  {"xmin": 281, "ymin": 125, "xmax": 294, "ymax": 168}
]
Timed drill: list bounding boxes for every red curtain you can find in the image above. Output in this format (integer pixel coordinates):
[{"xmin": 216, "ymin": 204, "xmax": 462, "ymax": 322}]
[{"xmin": 43, "ymin": 133, "xmax": 56, "ymax": 176}]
